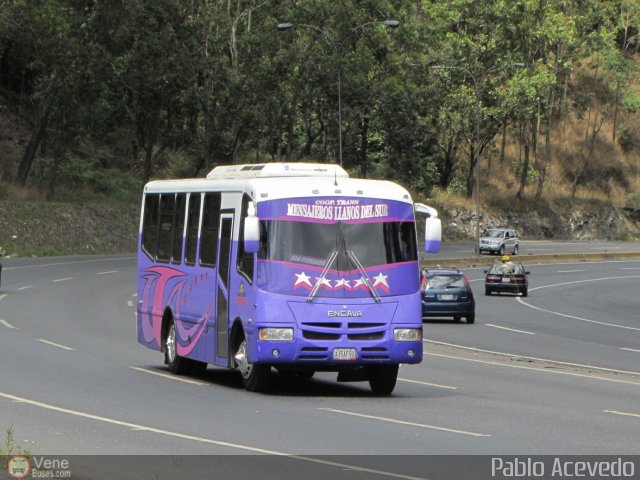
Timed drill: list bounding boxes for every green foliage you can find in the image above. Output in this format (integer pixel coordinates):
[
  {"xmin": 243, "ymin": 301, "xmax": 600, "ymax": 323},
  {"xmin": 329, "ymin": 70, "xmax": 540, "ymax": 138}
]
[
  {"xmin": 446, "ymin": 177, "xmax": 468, "ymax": 197},
  {"xmin": 621, "ymin": 91, "xmax": 640, "ymax": 113},
  {"xmin": 0, "ymin": 0, "xmax": 638, "ymax": 201},
  {"xmin": 513, "ymin": 161, "xmax": 538, "ymax": 184},
  {"xmin": 625, "ymin": 192, "xmax": 640, "ymax": 208},
  {"xmin": 617, "ymin": 126, "xmax": 638, "ymax": 152}
]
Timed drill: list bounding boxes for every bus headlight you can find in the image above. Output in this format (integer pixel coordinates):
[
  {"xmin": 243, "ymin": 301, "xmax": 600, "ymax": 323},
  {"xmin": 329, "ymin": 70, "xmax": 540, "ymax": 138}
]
[
  {"xmin": 394, "ymin": 328, "xmax": 422, "ymax": 342},
  {"xmin": 259, "ymin": 328, "xmax": 294, "ymax": 341}
]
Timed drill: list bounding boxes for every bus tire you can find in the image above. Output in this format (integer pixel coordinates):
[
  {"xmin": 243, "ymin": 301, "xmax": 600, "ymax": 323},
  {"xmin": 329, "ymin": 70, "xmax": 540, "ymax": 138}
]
[
  {"xmin": 234, "ymin": 336, "xmax": 270, "ymax": 392},
  {"xmin": 368, "ymin": 364, "xmax": 399, "ymax": 395},
  {"xmin": 165, "ymin": 321, "xmax": 191, "ymax": 375}
]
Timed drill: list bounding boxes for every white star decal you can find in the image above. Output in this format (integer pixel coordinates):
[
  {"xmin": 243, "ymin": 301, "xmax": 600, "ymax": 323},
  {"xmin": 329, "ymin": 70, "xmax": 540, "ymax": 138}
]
[
  {"xmin": 334, "ymin": 278, "xmax": 351, "ymax": 289},
  {"xmin": 315, "ymin": 276, "xmax": 333, "ymax": 288},
  {"xmin": 353, "ymin": 277, "xmax": 367, "ymax": 289},
  {"xmin": 294, "ymin": 272, "xmax": 312, "ymax": 288},
  {"xmin": 372, "ymin": 272, "xmax": 389, "ymax": 289}
]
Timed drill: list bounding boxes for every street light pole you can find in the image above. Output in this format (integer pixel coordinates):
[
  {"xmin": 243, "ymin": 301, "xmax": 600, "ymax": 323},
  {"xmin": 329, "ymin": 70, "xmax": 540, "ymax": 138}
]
[{"xmin": 276, "ymin": 21, "xmax": 400, "ymax": 167}]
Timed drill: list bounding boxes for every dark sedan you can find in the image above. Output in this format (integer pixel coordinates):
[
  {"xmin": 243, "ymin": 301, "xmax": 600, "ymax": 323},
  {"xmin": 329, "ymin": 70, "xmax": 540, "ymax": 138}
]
[
  {"xmin": 484, "ymin": 262, "xmax": 529, "ymax": 296},
  {"xmin": 421, "ymin": 268, "xmax": 475, "ymax": 324}
]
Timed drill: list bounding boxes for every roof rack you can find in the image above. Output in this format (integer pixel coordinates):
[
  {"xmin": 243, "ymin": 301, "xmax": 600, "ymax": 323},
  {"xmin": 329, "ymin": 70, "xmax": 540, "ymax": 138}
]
[{"xmin": 207, "ymin": 162, "xmax": 349, "ymax": 180}]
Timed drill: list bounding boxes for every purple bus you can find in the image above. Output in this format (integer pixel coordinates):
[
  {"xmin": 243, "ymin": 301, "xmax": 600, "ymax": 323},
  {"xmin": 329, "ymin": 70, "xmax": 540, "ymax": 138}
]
[{"xmin": 137, "ymin": 163, "xmax": 441, "ymax": 394}]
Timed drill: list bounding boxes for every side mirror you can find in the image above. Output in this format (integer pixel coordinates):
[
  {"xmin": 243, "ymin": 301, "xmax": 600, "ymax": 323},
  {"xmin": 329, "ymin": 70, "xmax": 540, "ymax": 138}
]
[
  {"xmin": 483, "ymin": 270, "xmax": 488, "ymax": 273},
  {"xmin": 415, "ymin": 203, "xmax": 441, "ymax": 253},
  {"xmin": 525, "ymin": 271, "xmax": 530, "ymax": 275},
  {"xmin": 244, "ymin": 202, "xmax": 260, "ymax": 254},
  {"xmin": 424, "ymin": 216, "xmax": 442, "ymax": 253}
]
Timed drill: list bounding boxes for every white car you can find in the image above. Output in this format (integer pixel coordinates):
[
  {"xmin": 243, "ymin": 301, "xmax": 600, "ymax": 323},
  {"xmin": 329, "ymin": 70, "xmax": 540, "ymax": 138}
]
[{"xmin": 478, "ymin": 228, "xmax": 519, "ymax": 255}]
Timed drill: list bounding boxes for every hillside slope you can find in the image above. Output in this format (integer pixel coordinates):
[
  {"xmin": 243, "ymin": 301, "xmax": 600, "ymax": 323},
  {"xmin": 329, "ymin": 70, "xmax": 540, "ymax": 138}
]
[{"xmin": 1, "ymin": 198, "xmax": 638, "ymax": 258}]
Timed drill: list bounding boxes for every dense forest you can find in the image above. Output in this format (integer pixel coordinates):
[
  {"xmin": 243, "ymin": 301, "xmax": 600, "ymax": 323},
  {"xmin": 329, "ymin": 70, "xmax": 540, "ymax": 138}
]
[{"xmin": 0, "ymin": 0, "xmax": 639, "ymax": 206}]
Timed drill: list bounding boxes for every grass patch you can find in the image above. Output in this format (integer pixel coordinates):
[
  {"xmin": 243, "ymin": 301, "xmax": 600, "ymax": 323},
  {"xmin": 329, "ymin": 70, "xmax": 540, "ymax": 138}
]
[{"xmin": 0, "ymin": 425, "xmax": 35, "ymax": 469}]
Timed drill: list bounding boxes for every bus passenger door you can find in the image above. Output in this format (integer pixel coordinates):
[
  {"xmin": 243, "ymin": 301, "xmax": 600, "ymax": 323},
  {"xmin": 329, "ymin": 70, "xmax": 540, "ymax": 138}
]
[{"xmin": 216, "ymin": 213, "xmax": 234, "ymax": 366}]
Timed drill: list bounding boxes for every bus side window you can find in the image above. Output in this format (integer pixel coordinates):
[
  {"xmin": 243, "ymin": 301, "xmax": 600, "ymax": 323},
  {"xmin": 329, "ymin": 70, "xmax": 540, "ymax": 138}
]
[
  {"xmin": 171, "ymin": 193, "xmax": 186, "ymax": 264},
  {"xmin": 236, "ymin": 194, "xmax": 255, "ymax": 283},
  {"xmin": 185, "ymin": 194, "xmax": 201, "ymax": 266},
  {"xmin": 142, "ymin": 194, "xmax": 160, "ymax": 259},
  {"xmin": 157, "ymin": 194, "xmax": 175, "ymax": 262},
  {"xmin": 200, "ymin": 193, "xmax": 221, "ymax": 267}
]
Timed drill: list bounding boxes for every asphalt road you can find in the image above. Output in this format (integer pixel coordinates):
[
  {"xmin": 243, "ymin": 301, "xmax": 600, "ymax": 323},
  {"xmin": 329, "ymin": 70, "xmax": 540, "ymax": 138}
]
[{"xmin": 0, "ymin": 253, "xmax": 639, "ymax": 478}]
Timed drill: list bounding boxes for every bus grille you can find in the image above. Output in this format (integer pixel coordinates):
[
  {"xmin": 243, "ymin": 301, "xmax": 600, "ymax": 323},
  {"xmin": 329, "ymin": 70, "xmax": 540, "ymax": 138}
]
[{"xmin": 300, "ymin": 321, "xmax": 387, "ymax": 341}]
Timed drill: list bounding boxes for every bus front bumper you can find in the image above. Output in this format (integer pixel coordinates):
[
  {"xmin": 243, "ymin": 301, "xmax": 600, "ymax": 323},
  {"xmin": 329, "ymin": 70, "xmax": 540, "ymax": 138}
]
[{"xmin": 251, "ymin": 329, "xmax": 422, "ymax": 365}]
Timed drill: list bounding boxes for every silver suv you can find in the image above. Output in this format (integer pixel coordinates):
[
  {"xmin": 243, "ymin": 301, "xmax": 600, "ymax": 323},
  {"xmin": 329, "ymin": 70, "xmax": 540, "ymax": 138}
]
[{"xmin": 478, "ymin": 228, "xmax": 519, "ymax": 255}]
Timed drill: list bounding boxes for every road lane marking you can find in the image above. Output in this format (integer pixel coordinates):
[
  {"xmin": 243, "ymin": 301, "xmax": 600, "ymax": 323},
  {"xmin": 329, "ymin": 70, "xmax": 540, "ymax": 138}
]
[
  {"xmin": 604, "ymin": 410, "xmax": 640, "ymax": 419},
  {"xmin": 425, "ymin": 339, "xmax": 640, "ymax": 377},
  {"xmin": 4, "ymin": 257, "xmax": 136, "ymax": 271},
  {"xmin": 425, "ymin": 351, "xmax": 640, "ymax": 386},
  {"xmin": 621, "ymin": 267, "xmax": 640, "ymax": 270},
  {"xmin": 517, "ymin": 298, "xmax": 640, "ymax": 332},
  {"xmin": 485, "ymin": 324, "xmax": 535, "ymax": 335},
  {"xmin": 0, "ymin": 294, "xmax": 7, "ymax": 302},
  {"xmin": 96, "ymin": 270, "xmax": 118, "ymax": 275},
  {"xmin": 398, "ymin": 378, "xmax": 460, "ymax": 390},
  {"xmin": 132, "ymin": 293, "xmax": 137, "ymax": 297},
  {"xmin": 129, "ymin": 367, "xmax": 206, "ymax": 386},
  {"xmin": 319, "ymin": 408, "xmax": 490, "ymax": 438},
  {"xmin": 527, "ymin": 248, "xmax": 554, "ymax": 251},
  {"xmin": 0, "ymin": 392, "xmax": 429, "ymax": 480},
  {"xmin": 517, "ymin": 275, "xmax": 640, "ymax": 332},
  {"xmin": 0, "ymin": 320, "xmax": 16, "ymax": 329},
  {"xmin": 52, "ymin": 277, "xmax": 73, "ymax": 283},
  {"xmin": 17, "ymin": 286, "xmax": 33, "ymax": 291},
  {"xmin": 621, "ymin": 348, "xmax": 640, "ymax": 354},
  {"xmin": 127, "ymin": 300, "xmax": 134, "ymax": 307},
  {"xmin": 557, "ymin": 270, "xmax": 584, "ymax": 273},
  {"xmin": 37, "ymin": 339, "xmax": 75, "ymax": 351}
]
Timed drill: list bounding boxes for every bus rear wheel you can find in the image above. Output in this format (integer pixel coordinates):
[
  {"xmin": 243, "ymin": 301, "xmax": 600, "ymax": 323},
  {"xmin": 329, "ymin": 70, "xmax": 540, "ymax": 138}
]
[
  {"xmin": 368, "ymin": 364, "xmax": 399, "ymax": 395},
  {"xmin": 234, "ymin": 337, "xmax": 270, "ymax": 392}
]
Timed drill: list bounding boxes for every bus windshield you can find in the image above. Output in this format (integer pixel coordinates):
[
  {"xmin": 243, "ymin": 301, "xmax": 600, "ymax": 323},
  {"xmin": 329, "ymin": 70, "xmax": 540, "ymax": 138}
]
[{"xmin": 259, "ymin": 220, "xmax": 417, "ymax": 270}]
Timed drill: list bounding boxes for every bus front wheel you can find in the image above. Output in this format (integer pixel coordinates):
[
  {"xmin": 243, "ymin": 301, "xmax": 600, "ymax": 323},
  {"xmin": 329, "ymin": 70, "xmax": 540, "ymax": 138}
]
[
  {"xmin": 368, "ymin": 364, "xmax": 399, "ymax": 395},
  {"xmin": 234, "ymin": 337, "xmax": 270, "ymax": 392},
  {"xmin": 165, "ymin": 321, "xmax": 191, "ymax": 375}
]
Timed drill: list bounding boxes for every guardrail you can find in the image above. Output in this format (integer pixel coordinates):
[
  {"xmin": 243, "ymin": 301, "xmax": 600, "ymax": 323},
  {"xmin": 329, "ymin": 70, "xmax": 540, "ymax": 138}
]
[{"xmin": 421, "ymin": 250, "xmax": 640, "ymax": 269}]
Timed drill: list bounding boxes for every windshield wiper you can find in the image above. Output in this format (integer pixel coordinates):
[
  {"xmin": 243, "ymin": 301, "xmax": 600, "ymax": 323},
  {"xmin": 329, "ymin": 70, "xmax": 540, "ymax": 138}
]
[
  {"xmin": 306, "ymin": 250, "xmax": 338, "ymax": 303},
  {"xmin": 347, "ymin": 250, "xmax": 381, "ymax": 303}
]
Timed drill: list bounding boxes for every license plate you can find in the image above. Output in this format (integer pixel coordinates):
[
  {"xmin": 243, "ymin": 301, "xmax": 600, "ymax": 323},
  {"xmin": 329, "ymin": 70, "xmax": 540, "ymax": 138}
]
[
  {"xmin": 502, "ymin": 277, "xmax": 511, "ymax": 283},
  {"xmin": 440, "ymin": 293, "xmax": 455, "ymax": 301},
  {"xmin": 333, "ymin": 348, "xmax": 357, "ymax": 361}
]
